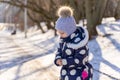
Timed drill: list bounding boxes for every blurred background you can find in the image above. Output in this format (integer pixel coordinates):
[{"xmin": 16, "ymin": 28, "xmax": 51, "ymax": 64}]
[
  {"xmin": 0, "ymin": 0, "xmax": 119, "ymax": 37},
  {"xmin": 0, "ymin": 0, "xmax": 120, "ymax": 80}
]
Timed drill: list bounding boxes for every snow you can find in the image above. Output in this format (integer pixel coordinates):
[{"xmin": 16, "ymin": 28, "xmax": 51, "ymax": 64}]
[
  {"xmin": 102, "ymin": 17, "xmax": 116, "ymax": 24},
  {"xmin": 0, "ymin": 18, "xmax": 120, "ymax": 80},
  {"xmin": 89, "ymin": 19, "xmax": 120, "ymax": 80}
]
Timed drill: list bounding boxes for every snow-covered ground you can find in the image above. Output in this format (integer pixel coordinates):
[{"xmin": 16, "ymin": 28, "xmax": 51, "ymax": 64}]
[
  {"xmin": 89, "ymin": 19, "xmax": 120, "ymax": 80},
  {"xmin": 0, "ymin": 18, "xmax": 120, "ymax": 80}
]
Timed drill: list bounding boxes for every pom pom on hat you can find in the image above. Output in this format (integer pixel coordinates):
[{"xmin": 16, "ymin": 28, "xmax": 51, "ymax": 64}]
[
  {"xmin": 55, "ymin": 6, "xmax": 76, "ymax": 36},
  {"xmin": 57, "ymin": 6, "xmax": 73, "ymax": 17}
]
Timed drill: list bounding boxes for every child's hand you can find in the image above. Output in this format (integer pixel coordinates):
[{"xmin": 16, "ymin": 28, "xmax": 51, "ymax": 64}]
[{"xmin": 56, "ymin": 59, "xmax": 62, "ymax": 66}]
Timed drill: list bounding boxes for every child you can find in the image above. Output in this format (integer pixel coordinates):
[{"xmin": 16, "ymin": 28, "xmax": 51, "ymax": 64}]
[{"xmin": 54, "ymin": 6, "xmax": 93, "ymax": 80}]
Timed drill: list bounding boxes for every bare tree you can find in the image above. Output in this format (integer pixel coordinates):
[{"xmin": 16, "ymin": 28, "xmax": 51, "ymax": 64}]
[
  {"xmin": 0, "ymin": 0, "xmax": 56, "ymax": 30},
  {"xmin": 1, "ymin": 0, "xmax": 119, "ymax": 37},
  {"xmin": 85, "ymin": 0, "xmax": 108, "ymax": 39}
]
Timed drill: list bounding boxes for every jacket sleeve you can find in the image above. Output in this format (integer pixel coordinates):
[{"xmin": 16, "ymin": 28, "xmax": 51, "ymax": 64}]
[
  {"xmin": 54, "ymin": 42, "xmax": 62, "ymax": 66},
  {"xmin": 62, "ymin": 46, "xmax": 89, "ymax": 68}
]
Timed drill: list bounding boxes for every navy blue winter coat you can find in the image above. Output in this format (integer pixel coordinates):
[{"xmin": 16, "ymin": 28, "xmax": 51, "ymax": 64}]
[{"xmin": 54, "ymin": 26, "xmax": 93, "ymax": 80}]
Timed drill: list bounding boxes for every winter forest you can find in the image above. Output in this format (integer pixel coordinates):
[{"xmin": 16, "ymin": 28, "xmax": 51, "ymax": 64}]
[{"xmin": 0, "ymin": 0, "xmax": 120, "ymax": 80}]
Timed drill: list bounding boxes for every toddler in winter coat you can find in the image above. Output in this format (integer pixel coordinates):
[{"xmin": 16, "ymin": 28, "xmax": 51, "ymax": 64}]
[{"xmin": 54, "ymin": 6, "xmax": 93, "ymax": 80}]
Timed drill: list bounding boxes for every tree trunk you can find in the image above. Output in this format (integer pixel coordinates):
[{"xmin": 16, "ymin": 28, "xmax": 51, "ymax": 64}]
[
  {"xmin": 114, "ymin": 0, "xmax": 120, "ymax": 20},
  {"xmin": 85, "ymin": 0, "xmax": 108, "ymax": 39},
  {"xmin": 37, "ymin": 22, "xmax": 45, "ymax": 33},
  {"xmin": 93, "ymin": 0, "xmax": 108, "ymax": 25},
  {"xmin": 85, "ymin": 0, "xmax": 96, "ymax": 39}
]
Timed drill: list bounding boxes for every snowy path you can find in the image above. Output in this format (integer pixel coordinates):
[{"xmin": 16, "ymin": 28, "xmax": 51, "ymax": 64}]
[
  {"xmin": 0, "ymin": 31, "xmax": 60, "ymax": 80},
  {"xmin": 89, "ymin": 20, "xmax": 120, "ymax": 80}
]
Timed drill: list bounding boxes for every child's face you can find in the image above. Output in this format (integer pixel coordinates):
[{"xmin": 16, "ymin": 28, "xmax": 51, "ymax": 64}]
[{"xmin": 57, "ymin": 30, "xmax": 68, "ymax": 38}]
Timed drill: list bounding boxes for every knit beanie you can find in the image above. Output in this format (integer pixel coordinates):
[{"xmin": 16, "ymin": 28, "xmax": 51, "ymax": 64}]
[{"xmin": 55, "ymin": 6, "xmax": 77, "ymax": 36}]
